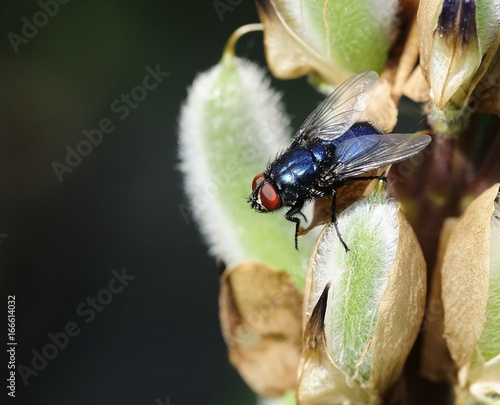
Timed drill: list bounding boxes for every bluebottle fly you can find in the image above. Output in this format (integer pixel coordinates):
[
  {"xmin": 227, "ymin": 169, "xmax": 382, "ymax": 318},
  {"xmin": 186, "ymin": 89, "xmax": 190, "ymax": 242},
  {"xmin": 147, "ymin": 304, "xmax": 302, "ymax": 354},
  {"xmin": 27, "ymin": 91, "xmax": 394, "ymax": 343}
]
[{"xmin": 248, "ymin": 71, "xmax": 431, "ymax": 251}]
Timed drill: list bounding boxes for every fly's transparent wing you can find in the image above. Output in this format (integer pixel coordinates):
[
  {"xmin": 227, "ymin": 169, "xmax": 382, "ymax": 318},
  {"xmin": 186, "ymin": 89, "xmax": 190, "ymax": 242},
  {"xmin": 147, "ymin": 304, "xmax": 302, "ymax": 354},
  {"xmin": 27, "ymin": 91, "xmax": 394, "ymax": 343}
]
[
  {"xmin": 292, "ymin": 71, "xmax": 379, "ymax": 147},
  {"xmin": 328, "ymin": 133, "xmax": 431, "ymax": 179}
]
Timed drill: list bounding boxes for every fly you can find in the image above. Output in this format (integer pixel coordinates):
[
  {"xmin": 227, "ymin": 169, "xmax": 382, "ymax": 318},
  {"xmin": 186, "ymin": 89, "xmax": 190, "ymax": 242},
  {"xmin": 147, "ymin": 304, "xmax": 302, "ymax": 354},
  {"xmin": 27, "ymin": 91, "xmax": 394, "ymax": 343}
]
[{"xmin": 248, "ymin": 71, "xmax": 431, "ymax": 251}]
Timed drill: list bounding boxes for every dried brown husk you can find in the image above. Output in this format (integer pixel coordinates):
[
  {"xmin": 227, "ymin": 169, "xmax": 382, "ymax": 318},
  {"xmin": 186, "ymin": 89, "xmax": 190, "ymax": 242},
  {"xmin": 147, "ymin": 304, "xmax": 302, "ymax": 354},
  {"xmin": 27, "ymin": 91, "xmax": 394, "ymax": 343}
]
[
  {"xmin": 471, "ymin": 31, "xmax": 500, "ymax": 116},
  {"xmin": 219, "ymin": 260, "xmax": 303, "ymax": 397},
  {"xmin": 297, "ymin": 205, "xmax": 426, "ymax": 404},
  {"xmin": 420, "ymin": 217, "xmax": 459, "ymax": 383},
  {"xmin": 255, "ymin": 0, "xmax": 352, "ymax": 84},
  {"xmin": 382, "ymin": 17, "xmax": 421, "ymax": 104},
  {"xmin": 416, "ymin": 0, "xmax": 439, "ymax": 91},
  {"xmin": 403, "ymin": 65, "xmax": 431, "ymax": 103},
  {"xmin": 441, "ymin": 184, "xmax": 500, "ymax": 370},
  {"xmin": 369, "ymin": 210, "xmax": 427, "ymax": 394},
  {"xmin": 456, "ymin": 356, "xmax": 500, "ymax": 404},
  {"xmin": 360, "ymin": 80, "xmax": 398, "ymax": 132}
]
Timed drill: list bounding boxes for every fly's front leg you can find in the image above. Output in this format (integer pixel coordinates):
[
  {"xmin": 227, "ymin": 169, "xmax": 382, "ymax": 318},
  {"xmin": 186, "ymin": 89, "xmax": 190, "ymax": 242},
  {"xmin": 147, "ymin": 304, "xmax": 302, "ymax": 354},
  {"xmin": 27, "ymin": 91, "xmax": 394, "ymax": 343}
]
[
  {"xmin": 285, "ymin": 200, "xmax": 305, "ymax": 250},
  {"xmin": 331, "ymin": 189, "xmax": 350, "ymax": 253}
]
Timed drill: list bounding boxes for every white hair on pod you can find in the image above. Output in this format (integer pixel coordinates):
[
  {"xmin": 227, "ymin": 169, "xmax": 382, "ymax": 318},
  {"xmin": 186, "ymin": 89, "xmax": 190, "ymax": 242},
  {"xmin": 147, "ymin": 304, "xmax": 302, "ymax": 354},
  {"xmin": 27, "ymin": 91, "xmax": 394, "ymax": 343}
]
[
  {"xmin": 178, "ymin": 58, "xmax": 290, "ymax": 265},
  {"xmin": 311, "ymin": 195, "xmax": 399, "ymax": 381}
]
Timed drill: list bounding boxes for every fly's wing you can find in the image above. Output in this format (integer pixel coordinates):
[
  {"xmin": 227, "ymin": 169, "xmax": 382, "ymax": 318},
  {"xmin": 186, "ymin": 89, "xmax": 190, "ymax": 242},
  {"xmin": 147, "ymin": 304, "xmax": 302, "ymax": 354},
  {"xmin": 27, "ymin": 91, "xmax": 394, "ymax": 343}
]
[
  {"xmin": 291, "ymin": 71, "xmax": 379, "ymax": 147},
  {"xmin": 325, "ymin": 133, "xmax": 431, "ymax": 180}
]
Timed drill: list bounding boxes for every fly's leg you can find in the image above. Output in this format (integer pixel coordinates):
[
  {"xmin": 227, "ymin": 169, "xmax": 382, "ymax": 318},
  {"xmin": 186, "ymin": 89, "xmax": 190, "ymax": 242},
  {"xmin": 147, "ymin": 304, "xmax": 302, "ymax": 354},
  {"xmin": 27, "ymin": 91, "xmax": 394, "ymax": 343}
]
[
  {"xmin": 343, "ymin": 175, "xmax": 387, "ymax": 183},
  {"xmin": 285, "ymin": 200, "xmax": 305, "ymax": 250},
  {"xmin": 329, "ymin": 176, "xmax": 387, "ymax": 253},
  {"xmin": 331, "ymin": 189, "xmax": 350, "ymax": 253},
  {"xmin": 296, "ymin": 211, "xmax": 308, "ymax": 223}
]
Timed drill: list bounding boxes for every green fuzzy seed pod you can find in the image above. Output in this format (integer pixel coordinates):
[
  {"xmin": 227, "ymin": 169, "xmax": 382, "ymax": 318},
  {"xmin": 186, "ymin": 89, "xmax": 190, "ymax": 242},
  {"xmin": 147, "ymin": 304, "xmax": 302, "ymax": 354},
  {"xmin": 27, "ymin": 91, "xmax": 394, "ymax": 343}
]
[
  {"xmin": 179, "ymin": 56, "xmax": 313, "ymax": 288},
  {"xmin": 298, "ymin": 192, "xmax": 426, "ymax": 404},
  {"xmin": 256, "ymin": 0, "xmax": 399, "ymax": 85}
]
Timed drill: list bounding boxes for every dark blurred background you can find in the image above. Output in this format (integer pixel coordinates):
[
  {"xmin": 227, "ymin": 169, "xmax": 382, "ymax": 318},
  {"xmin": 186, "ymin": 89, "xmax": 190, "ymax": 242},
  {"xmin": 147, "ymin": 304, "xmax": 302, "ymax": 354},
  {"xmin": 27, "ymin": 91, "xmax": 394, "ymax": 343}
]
[{"xmin": 0, "ymin": 1, "xmax": 320, "ymax": 404}]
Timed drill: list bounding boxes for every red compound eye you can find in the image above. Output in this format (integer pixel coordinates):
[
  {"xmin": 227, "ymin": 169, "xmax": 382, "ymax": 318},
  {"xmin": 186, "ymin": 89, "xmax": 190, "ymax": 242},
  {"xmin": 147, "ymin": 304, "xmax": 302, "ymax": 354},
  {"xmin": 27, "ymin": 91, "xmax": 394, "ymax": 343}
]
[
  {"xmin": 259, "ymin": 183, "xmax": 280, "ymax": 211},
  {"xmin": 252, "ymin": 173, "xmax": 265, "ymax": 191}
]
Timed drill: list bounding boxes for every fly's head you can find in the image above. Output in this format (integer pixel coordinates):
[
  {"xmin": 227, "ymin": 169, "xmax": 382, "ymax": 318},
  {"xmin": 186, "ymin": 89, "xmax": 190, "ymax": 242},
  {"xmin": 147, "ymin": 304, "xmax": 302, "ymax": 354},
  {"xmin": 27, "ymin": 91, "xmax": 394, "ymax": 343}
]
[{"xmin": 248, "ymin": 173, "xmax": 281, "ymax": 213}]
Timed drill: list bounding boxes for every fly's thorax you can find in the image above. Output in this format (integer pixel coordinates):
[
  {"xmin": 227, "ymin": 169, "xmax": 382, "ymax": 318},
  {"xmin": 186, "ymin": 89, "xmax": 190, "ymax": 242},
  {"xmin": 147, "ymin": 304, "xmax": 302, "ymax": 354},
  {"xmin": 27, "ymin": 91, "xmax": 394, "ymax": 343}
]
[
  {"xmin": 269, "ymin": 147, "xmax": 321, "ymax": 203},
  {"xmin": 307, "ymin": 143, "xmax": 328, "ymax": 163}
]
